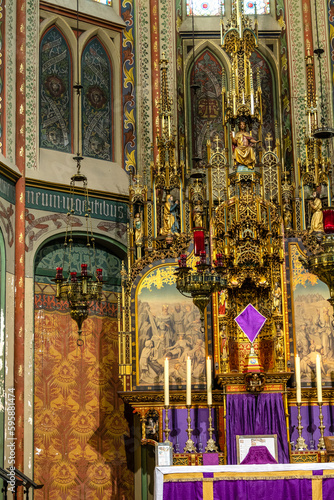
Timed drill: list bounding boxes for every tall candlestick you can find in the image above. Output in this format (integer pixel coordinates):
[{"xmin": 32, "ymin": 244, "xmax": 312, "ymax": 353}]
[
  {"xmin": 206, "ymin": 357, "xmax": 212, "ymax": 406},
  {"xmin": 164, "ymin": 358, "xmax": 169, "ymax": 406},
  {"xmin": 295, "ymin": 355, "xmax": 301, "ymax": 403},
  {"xmin": 186, "ymin": 357, "xmax": 191, "ymax": 406},
  {"xmin": 316, "ymin": 354, "xmax": 322, "ymax": 403}
]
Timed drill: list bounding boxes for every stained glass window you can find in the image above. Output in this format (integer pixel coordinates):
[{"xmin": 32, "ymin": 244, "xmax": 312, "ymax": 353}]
[
  {"xmin": 81, "ymin": 38, "xmax": 112, "ymax": 161},
  {"xmin": 186, "ymin": 1, "xmax": 270, "ymax": 16},
  {"xmin": 93, "ymin": 0, "xmax": 112, "ymax": 5},
  {"xmin": 186, "ymin": 1, "xmax": 223, "ymax": 16},
  {"xmin": 244, "ymin": 1, "xmax": 270, "ymax": 15},
  {"xmin": 39, "ymin": 27, "xmax": 72, "ymax": 152}
]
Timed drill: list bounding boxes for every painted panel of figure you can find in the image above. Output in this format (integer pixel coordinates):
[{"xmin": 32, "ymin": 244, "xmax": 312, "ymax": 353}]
[
  {"xmin": 290, "ymin": 243, "xmax": 334, "ymax": 385},
  {"xmin": 136, "ymin": 265, "xmax": 205, "ymax": 388},
  {"xmin": 40, "ymin": 26, "xmax": 72, "ymax": 152},
  {"xmin": 82, "ymin": 37, "xmax": 112, "ymax": 160}
]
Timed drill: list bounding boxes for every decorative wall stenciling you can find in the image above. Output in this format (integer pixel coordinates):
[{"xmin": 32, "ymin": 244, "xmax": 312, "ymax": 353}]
[
  {"xmin": 189, "ymin": 50, "xmax": 223, "ymax": 166},
  {"xmin": 328, "ymin": 0, "xmax": 334, "ymax": 116},
  {"xmin": 40, "ymin": 26, "xmax": 72, "ymax": 153},
  {"xmin": 6, "ymin": 0, "xmax": 15, "ymax": 163},
  {"xmin": 82, "ymin": 37, "xmax": 113, "ymax": 161},
  {"xmin": 284, "ymin": 0, "xmax": 306, "ymax": 165},
  {"xmin": 276, "ymin": 0, "xmax": 293, "ymax": 171},
  {"xmin": 26, "ymin": 0, "xmax": 39, "ymax": 168},
  {"xmin": 0, "ymin": 0, "xmax": 5, "ymax": 156},
  {"xmin": 121, "ymin": 0, "xmax": 136, "ymax": 173}
]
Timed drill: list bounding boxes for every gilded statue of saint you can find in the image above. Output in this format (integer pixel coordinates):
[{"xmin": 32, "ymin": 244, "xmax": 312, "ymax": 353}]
[
  {"xmin": 134, "ymin": 212, "xmax": 143, "ymax": 245},
  {"xmin": 231, "ymin": 120, "xmax": 259, "ymax": 170},
  {"xmin": 161, "ymin": 195, "xmax": 179, "ymax": 236},
  {"xmin": 309, "ymin": 191, "xmax": 324, "ymax": 233}
]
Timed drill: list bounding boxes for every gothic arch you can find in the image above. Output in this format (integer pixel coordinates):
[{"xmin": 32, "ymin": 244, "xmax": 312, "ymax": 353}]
[
  {"xmin": 79, "ymin": 28, "xmax": 121, "ymax": 164},
  {"xmin": 39, "ymin": 22, "xmax": 74, "ymax": 153}
]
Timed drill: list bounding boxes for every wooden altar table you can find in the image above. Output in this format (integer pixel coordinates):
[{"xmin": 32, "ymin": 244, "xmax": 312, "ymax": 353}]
[{"xmin": 154, "ymin": 463, "xmax": 334, "ymax": 500}]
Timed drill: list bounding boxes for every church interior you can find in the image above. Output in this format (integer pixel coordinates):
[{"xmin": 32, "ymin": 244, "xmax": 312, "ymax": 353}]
[{"xmin": 1, "ymin": 0, "xmax": 334, "ymax": 498}]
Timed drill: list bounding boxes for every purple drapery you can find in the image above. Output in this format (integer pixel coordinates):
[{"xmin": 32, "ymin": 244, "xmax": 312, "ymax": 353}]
[
  {"xmin": 213, "ymin": 479, "xmax": 312, "ymax": 500},
  {"xmin": 226, "ymin": 393, "xmax": 289, "ymax": 464},
  {"xmin": 163, "ymin": 481, "xmax": 203, "ymax": 500},
  {"xmin": 163, "ymin": 478, "xmax": 315, "ymax": 500}
]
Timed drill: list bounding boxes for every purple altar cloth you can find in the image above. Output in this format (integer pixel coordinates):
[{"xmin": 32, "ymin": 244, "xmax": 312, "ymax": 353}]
[
  {"xmin": 156, "ymin": 464, "xmax": 334, "ymax": 500},
  {"xmin": 212, "ymin": 479, "xmax": 312, "ymax": 500},
  {"xmin": 163, "ymin": 481, "xmax": 203, "ymax": 500},
  {"xmin": 240, "ymin": 445, "xmax": 277, "ymax": 464}
]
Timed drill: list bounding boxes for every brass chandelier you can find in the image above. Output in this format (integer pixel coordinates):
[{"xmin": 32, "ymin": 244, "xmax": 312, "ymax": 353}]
[{"xmin": 53, "ymin": 0, "xmax": 103, "ymax": 345}]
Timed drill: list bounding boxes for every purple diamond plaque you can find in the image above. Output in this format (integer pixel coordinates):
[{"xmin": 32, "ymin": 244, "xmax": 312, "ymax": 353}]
[{"xmin": 234, "ymin": 304, "xmax": 267, "ymax": 343}]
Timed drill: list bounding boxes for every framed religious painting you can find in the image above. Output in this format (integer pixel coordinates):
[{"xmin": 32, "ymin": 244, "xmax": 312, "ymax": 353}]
[{"xmin": 134, "ymin": 262, "xmax": 208, "ymax": 391}]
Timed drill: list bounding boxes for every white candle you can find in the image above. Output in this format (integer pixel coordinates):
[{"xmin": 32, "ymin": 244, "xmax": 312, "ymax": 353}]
[
  {"xmin": 295, "ymin": 355, "xmax": 301, "ymax": 403},
  {"xmin": 316, "ymin": 354, "xmax": 322, "ymax": 403},
  {"xmin": 251, "ymin": 93, "xmax": 254, "ymax": 114},
  {"xmin": 186, "ymin": 357, "xmax": 191, "ymax": 406},
  {"xmin": 206, "ymin": 357, "xmax": 212, "ymax": 406},
  {"xmin": 164, "ymin": 358, "xmax": 169, "ymax": 406}
]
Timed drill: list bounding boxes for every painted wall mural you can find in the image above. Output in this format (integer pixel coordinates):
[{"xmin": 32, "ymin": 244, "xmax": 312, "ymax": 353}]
[
  {"xmin": 136, "ymin": 265, "xmax": 205, "ymax": 389},
  {"xmin": 39, "ymin": 26, "xmax": 72, "ymax": 153},
  {"xmin": 289, "ymin": 242, "xmax": 334, "ymax": 386},
  {"xmin": 82, "ymin": 37, "xmax": 113, "ymax": 161}
]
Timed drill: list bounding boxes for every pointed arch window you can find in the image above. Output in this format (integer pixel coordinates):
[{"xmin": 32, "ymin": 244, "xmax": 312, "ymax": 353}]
[
  {"xmin": 39, "ymin": 26, "xmax": 72, "ymax": 152},
  {"xmin": 186, "ymin": 1, "xmax": 270, "ymax": 16},
  {"xmin": 81, "ymin": 37, "xmax": 113, "ymax": 161}
]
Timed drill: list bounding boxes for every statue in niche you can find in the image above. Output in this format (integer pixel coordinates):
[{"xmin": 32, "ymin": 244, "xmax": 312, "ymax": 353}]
[
  {"xmin": 283, "ymin": 200, "xmax": 293, "ymax": 230},
  {"xmin": 230, "ymin": 120, "xmax": 259, "ymax": 170},
  {"xmin": 309, "ymin": 191, "xmax": 324, "ymax": 233},
  {"xmin": 272, "ymin": 281, "xmax": 282, "ymax": 314},
  {"xmin": 161, "ymin": 194, "xmax": 180, "ymax": 236},
  {"xmin": 134, "ymin": 212, "xmax": 143, "ymax": 245}
]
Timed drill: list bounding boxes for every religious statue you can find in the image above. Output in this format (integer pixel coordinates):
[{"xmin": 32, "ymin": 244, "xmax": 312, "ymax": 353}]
[
  {"xmin": 134, "ymin": 212, "xmax": 143, "ymax": 245},
  {"xmin": 160, "ymin": 195, "xmax": 179, "ymax": 236},
  {"xmin": 283, "ymin": 201, "xmax": 293, "ymax": 230},
  {"xmin": 309, "ymin": 191, "xmax": 324, "ymax": 233},
  {"xmin": 272, "ymin": 281, "xmax": 282, "ymax": 314},
  {"xmin": 230, "ymin": 120, "xmax": 259, "ymax": 170}
]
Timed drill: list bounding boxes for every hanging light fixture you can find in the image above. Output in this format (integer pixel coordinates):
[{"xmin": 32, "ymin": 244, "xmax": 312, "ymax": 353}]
[
  {"xmin": 313, "ymin": 1, "xmax": 334, "ymax": 140},
  {"xmin": 53, "ymin": 0, "xmax": 103, "ymax": 345}
]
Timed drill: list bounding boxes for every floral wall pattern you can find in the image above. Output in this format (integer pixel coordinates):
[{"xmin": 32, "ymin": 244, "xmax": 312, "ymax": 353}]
[
  {"xmin": 82, "ymin": 37, "xmax": 113, "ymax": 161},
  {"xmin": 34, "ymin": 241, "xmax": 133, "ymax": 499},
  {"xmin": 39, "ymin": 26, "xmax": 72, "ymax": 153}
]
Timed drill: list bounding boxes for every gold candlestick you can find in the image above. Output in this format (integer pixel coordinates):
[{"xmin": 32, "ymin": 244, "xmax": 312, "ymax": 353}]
[
  {"xmin": 317, "ymin": 402, "xmax": 326, "ymax": 450},
  {"xmin": 164, "ymin": 405, "xmax": 171, "ymax": 443},
  {"xmin": 183, "ymin": 405, "xmax": 196, "ymax": 453},
  {"xmin": 296, "ymin": 402, "xmax": 308, "ymax": 451},
  {"xmin": 205, "ymin": 405, "xmax": 218, "ymax": 452}
]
